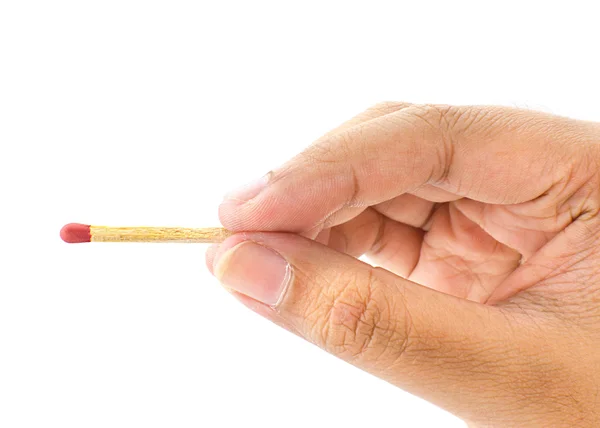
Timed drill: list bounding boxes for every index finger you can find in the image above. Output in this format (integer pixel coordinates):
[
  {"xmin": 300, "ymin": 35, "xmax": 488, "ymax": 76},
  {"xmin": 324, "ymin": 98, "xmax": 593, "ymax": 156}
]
[{"xmin": 219, "ymin": 104, "xmax": 597, "ymax": 233}]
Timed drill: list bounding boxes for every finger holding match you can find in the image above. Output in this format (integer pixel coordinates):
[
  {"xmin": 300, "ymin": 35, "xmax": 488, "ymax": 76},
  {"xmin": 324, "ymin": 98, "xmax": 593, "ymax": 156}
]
[{"xmin": 60, "ymin": 223, "xmax": 232, "ymax": 244}]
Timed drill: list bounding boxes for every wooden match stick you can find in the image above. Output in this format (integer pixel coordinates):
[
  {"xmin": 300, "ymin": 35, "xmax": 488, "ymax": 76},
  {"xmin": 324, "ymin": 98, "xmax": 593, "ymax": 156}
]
[{"xmin": 60, "ymin": 223, "xmax": 232, "ymax": 244}]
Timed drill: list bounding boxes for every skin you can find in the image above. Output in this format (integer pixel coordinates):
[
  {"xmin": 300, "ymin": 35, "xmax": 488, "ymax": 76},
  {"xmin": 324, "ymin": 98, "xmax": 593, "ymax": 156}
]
[{"xmin": 207, "ymin": 103, "xmax": 600, "ymax": 427}]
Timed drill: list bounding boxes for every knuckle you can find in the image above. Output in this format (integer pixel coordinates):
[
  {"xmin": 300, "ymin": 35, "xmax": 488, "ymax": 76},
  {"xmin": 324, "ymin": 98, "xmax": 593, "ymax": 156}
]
[
  {"xmin": 315, "ymin": 268, "xmax": 412, "ymax": 364},
  {"xmin": 408, "ymin": 104, "xmax": 515, "ymax": 184},
  {"xmin": 406, "ymin": 104, "xmax": 457, "ymax": 183},
  {"xmin": 577, "ymin": 147, "xmax": 600, "ymax": 219},
  {"xmin": 404, "ymin": 103, "xmax": 447, "ymax": 129},
  {"xmin": 438, "ymin": 105, "xmax": 488, "ymax": 134}
]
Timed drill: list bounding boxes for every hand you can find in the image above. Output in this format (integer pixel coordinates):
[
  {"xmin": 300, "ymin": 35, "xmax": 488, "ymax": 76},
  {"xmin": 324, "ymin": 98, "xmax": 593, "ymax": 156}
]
[{"xmin": 207, "ymin": 103, "xmax": 600, "ymax": 426}]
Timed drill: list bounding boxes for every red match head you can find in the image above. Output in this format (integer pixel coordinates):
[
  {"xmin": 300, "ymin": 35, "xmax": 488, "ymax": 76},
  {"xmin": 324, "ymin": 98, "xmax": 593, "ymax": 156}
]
[{"xmin": 60, "ymin": 223, "xmax": 91, "ymax": 243}]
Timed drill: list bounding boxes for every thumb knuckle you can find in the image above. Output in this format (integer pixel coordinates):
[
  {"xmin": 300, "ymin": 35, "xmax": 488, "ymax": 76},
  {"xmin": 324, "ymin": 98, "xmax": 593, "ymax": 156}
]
[{"xmin": 314, "ymin": 268, "xmax": 412, "ymax": 364}]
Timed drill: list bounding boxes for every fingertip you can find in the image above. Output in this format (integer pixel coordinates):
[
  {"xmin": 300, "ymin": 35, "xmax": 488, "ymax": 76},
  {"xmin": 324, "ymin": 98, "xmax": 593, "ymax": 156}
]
[
  {"xmin": 219, "ymin": 185, "xmax": 341, "ymax": 234},
  {"xmin": 212, "ymin": 234, "xmax": 251, "ymax": 273},
  {"xmin": 218, "ymin": 200, "xmax": 246, "ymax": 230},
  {"xmin": 222, "ymin": 173, "xmax": 270, "ymax": 202},
  {"xmin": 218, "ymin": 194, "xmax": 282, "ymax": 231},
  {"xmin": 206, "ymin": 234, "xmax": 252, "ymax": 275},
  {"xmin": 205, "ymin": 244, "xmax": 220, "ymax": 275}
]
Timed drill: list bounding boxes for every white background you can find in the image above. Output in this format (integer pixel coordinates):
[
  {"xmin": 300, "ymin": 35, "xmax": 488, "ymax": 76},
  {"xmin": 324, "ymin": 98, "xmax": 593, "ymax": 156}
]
[{"xmin": 1, "ymin": 1, "xmax": 599, "ymax": 427}]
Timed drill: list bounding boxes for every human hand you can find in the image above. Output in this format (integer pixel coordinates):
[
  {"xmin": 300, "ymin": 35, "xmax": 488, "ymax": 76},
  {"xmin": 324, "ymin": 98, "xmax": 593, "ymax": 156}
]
[{"xmin": 207, "ymin": 103, "xmax": 600, "ymax": 426}]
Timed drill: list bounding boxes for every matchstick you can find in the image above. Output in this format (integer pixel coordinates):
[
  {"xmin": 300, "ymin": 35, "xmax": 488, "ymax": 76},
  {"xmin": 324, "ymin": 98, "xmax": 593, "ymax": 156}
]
[{"xmin": 60, "ymin": 223, "xmax": 232, "ymax": 244}]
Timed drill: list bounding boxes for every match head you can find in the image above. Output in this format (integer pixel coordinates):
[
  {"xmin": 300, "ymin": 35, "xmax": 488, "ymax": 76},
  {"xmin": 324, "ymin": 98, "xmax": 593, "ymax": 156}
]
[{"xmin": 60, "ymin": 223, "xmax": 91, "ymax": 243}]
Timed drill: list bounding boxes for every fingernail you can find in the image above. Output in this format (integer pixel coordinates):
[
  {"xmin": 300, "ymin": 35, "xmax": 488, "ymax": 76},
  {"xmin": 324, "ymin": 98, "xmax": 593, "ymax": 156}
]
[
  {"xmin": 214, "ymin": 241, "xmax": 292, "ymax": 306},
  {"xmin": 223, "ymin": 173, "xmax": 270, "ymax": 202}
]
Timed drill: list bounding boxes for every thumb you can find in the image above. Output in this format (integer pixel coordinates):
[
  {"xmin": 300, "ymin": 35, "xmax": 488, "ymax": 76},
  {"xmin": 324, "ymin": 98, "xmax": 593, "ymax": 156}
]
[{"xmin": 209, "ymin": 233, "xmax": 535, "ymax": 420}]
